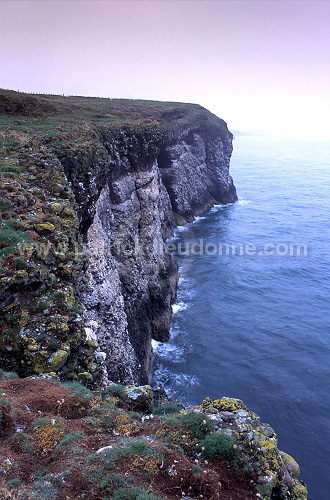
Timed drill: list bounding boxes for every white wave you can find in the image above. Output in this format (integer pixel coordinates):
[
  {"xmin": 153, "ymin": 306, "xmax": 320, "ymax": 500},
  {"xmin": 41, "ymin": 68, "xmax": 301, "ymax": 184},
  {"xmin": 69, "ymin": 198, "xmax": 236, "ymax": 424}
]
[
  {"xmin": 155, "ymin": 343, "xmax": 185, "ymax": 363},
  {"xmin": 152, "ymin": 366, "xmax": 200, "ymax": 389},
  {"xmin": 151, "ymin": 339, "xmax": 161, "ymax": 350},
  {"xmin": 175, "ymin": 225, "xmax": 189, "ymax": 232},
  {"xmin": 210, "ymin": 203, "xmax": 227, "ymax": 212},
  {"xmin": 237, "ymin": 199, "xmax": 251, "ymax": 205},
  {"xmin": 192, "ymin": 216, "xmax": 206, "ymax": 223},
  {"xmin": 172, "ymin": 301, "xmax": 188, "ymax": 314}
]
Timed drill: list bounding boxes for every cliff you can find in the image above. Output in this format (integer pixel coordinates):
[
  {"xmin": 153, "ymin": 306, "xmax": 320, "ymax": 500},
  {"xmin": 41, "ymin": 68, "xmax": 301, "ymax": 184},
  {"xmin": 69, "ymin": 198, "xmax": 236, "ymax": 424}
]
[
  {"xmin": 0, "ymin": 90, "xmax": 236, "ymax": 384},
  {"xmin": 0, "ymin": 90, "xmax": 307, "ymax": 500}
]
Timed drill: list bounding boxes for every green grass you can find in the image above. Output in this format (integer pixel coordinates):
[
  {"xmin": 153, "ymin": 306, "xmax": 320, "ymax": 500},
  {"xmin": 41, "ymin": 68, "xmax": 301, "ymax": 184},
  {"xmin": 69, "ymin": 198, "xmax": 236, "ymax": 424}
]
[
  {"xmin": 6, "ymin": 478, "xmax": 21, "ymax": 488},
  {"xmin": 0, "ymin": 369, "xmax": 19, "ymax": 380},
  {"xmin": 112, "ymin": 487, "xmax": 163, "ymax": 500},
  {"xmin": 153, "ymin": 400, "xmax": 183, "ymax": 415},
  {"xmin": 179, "ymin": 411, "xmax": 215, "ymax": 439},
  {"xmin": 88, "ymin": 437, "xmax": 164, "ymax": 475},
  {"xmin": 56, "ymin": 432, "xmax": 82, "ymax": 453},
  {"xmin": 62, "ymin": 381, "xmax": 94, "ymax": 400}
]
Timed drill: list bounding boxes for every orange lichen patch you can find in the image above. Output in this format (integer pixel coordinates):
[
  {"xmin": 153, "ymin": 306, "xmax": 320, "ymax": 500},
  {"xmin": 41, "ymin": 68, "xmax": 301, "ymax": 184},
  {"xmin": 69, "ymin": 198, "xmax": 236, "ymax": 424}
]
[{"xmin": 32, "ymin": 416, "xmax": 65, "ymax": 455}]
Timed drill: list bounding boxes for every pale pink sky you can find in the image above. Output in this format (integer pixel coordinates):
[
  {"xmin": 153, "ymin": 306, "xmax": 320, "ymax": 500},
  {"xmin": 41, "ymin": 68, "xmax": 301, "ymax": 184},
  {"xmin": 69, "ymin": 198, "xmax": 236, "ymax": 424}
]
[{"xmin": 1, "ymin": 0, "xmax": 329, "ymax": 137}]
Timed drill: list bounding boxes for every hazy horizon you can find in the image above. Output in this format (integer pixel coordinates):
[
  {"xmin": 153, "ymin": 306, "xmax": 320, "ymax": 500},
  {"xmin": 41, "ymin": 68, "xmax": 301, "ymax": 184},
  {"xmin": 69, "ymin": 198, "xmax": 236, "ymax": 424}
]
[{"xmin": 1, "ymin": 0, "xmax": 329, "ymax": 139}]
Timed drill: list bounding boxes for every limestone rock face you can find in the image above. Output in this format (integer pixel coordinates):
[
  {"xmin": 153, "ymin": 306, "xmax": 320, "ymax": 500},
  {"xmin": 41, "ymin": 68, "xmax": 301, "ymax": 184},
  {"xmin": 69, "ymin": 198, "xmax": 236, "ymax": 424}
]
[{"xmin": 57, "ymin": 117, "xmax": 236, "ymax": 383}]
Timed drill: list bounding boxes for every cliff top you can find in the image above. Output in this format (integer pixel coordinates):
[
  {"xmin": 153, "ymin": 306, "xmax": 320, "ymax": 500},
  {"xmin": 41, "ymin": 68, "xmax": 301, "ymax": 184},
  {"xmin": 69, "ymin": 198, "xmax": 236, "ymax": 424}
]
[{"xmin": 0, "ymin": 89, "xmax": 229, "ymax": 136}]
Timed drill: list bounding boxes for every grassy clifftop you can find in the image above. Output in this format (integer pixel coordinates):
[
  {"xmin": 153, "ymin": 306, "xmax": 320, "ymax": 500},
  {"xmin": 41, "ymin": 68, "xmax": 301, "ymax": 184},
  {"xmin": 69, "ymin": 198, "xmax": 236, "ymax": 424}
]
[{"xmin": 0, "ymin": 89, "xmax": 228, "ymax": 135}]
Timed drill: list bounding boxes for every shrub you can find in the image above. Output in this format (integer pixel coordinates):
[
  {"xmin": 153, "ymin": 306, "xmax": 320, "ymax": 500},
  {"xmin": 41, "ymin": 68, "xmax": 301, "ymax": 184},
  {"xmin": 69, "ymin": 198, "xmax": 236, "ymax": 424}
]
[
  {"xmin": 7, "ymin": 478, "xmax": 21, "ymax": 488},
  {"xmin": 32, "ymin": 417, "xmax": 65, "ymax": 455},
  {"xmin": 153, "ymin": 401, "xmax": 182, "ymax": 415},
  {"xmin": 112, "ymin": 487, "xmax": 162, "ymax": 500},
  {"xmin": 114, "ymin": 413, "xmax": 140, "ymax": 436},
  {"xmin": 179, "ymin": 412, "xmax": 214, "ymax": 439},
  {"xmin": 56, "ymin": 432, "xmax": 82, "ymax": 453},
  {"xmin": 197, "ymin": 432, "xmax": 238, "ymax": 463}
]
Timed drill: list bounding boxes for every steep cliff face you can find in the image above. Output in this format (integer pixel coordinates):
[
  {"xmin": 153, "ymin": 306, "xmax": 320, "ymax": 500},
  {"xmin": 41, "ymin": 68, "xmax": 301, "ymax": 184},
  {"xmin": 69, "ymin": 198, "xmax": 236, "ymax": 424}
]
[{"xmin": 57, "ymin": 120, "xmax": 236, "ymax": 383}]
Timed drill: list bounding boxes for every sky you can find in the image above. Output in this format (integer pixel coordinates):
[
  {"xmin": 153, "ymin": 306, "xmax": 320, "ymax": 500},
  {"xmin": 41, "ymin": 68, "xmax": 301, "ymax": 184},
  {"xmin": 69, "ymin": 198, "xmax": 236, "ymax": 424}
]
[{"xmin": 1, "ymin": 0, "xmax": 330, "ymax": 138}]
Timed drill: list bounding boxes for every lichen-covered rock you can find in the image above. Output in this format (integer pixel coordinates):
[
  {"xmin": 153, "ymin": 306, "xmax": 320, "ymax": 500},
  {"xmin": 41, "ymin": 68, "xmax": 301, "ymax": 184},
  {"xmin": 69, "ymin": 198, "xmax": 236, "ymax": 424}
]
[
  {"xmin": 196, "ymin": 397, "xmax": 307, "ymax": 500},
  {"xmin": 33, "ymin": 221, "xmax": 55, "ymax": 235},
  {"xmin": 0, "ymin": 151, "xmax": 98, "ymax": 381},
  {"xmin": 125, "ymin": 385, "xmax": 154, "ymax": 413},
  {"xmin": 280, "ymin": 451, "xmax": 301, "ymax": 479},
  {"xmin": 47, "ymin": 349, "xmax": 70, "ymax": 372}
]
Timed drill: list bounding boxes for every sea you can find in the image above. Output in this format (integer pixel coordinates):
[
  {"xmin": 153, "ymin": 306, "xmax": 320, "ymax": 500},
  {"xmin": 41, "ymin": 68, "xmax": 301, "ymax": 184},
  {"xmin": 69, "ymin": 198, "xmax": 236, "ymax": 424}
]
[{"xmin": 151, "ymin": 135, "xmax": 330, "ymax": 500}]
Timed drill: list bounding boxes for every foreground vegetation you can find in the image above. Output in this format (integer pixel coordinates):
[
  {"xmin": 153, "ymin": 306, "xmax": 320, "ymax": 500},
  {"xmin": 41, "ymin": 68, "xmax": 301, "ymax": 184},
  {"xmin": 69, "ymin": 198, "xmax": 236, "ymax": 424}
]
[{"xmin": 0, "ymin": 374, "xmax": 306, "ymax": 500}]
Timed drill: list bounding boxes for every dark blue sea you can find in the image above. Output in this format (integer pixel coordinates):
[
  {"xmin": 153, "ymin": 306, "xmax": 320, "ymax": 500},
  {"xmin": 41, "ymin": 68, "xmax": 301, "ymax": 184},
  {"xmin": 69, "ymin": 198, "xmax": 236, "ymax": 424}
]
[{"xmin": 152, "ymin": 135, "xmax": 330, "ymax": 500}]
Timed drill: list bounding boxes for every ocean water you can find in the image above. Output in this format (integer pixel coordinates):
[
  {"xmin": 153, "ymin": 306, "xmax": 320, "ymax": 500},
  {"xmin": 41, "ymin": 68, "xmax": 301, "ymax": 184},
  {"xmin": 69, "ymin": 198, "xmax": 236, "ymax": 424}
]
[{"xmin": 152, "ymin": 135, "xmax": 330, "ymax": 500}]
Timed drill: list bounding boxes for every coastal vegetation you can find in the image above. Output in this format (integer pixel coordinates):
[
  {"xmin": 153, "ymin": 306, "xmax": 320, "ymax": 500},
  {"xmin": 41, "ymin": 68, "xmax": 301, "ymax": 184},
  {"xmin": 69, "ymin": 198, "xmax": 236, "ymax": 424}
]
[{"xmin": 0, "ymin": 376, "xmax": 306, "ymax": 499}]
